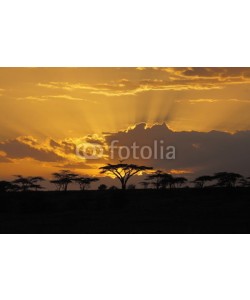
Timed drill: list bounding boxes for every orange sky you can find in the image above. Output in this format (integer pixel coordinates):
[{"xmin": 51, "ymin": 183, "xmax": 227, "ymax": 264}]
[{"xmin": 1, "ymin": 67, "xmax": 250, "ymax": 182}]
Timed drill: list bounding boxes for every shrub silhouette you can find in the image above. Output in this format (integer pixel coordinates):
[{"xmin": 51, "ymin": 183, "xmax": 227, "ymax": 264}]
[
  {"xmin": 109, "ymin": 186, "xmax": 118, "ymax": 190},
  {"xmin": 127, "ymin": 184, "xmax": 136, "ymax": 190},
  {"xmin": 98, "ymin": 184, "xmax": 108, "ymax": 191}
]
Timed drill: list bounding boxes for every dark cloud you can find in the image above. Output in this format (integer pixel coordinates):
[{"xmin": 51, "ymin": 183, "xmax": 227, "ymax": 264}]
[
  {"xmin": 49, "ymin": 139, "xmax": 61, "ymax": 148},
  {"xmin": 47, "ymin": 140, "xmax": 77, "ymax": 156},
  {"xmin": 0, "ymin": 139, "xmax": 63, "ymax": 162},
  {"xmin": 55, "ymin": 162, "xmax": 94, "ymax": 170},
  {"xmin": 49, "ymin": 139, "xmax": 76, "ymax": 156},
  {"xmin": 105, "ymin": 123, "xmax": 250, "ymax": 177},
  {"xmin": 162, "ymin": 68, "xmax": 250, "ymax": 86}
]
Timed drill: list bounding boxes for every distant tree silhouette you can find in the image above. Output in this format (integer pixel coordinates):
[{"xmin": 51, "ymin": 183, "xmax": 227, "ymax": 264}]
[
  {"xmin": 146, "ymin": 170, "xmax": 164, "ymax": 190},
  {"xmin": 0, "ymin": 181, "xmax": 16, "ymax": 192},
  {"xmin": 214, "ymin": 172, "xmax": 242, "ymax": 188},
  {"xmin": 12, "ymin": 176, "xmax": 30, "ymax": 192},
  {"xmin": 50, "ymin": 170, "xmax": 78, "ymax": 192},
  {"xmin": 159, "ymin": 174, "xmax": 174, "ymax": 189},
  {"xmin": 12, "ymin": 175, "xmax": 45, "ymax": 192},
  {"xmin": 146, "ymin": 171, "xmax": 186, "ymax": 189},
  {"xmin": 172, "ymin": 177, "xmax": 188, "ymax": 188},
  {"xmin": 98, "ymin": 184, "xmax": 108, "ymax": 191},
  {"xmin": 100, "ymin": 164, "xmax": 153, "ymax": 190},
  {"xmin": 31, "ymin": 184, "xmax": 44, "ymax": 192},
  {"xmin": 109, "ymin": 185, "xmax": 118, "ymax": 190},
  {"xmin": 193, "ymin": 175, "xmax": 213, "ymax": 188},
  {"xmin": 50, "ymin": 180, "xmax": 62, "ymax": 191},
  {"xmin": 29, "ymin": 177, "xmax": 45, "ymax": 191},
  {"xmin": 238, "ymin": 178, "xmax": 250, "ymax": 187},
  {"xmin": 139, "ymin": 181, "xmax": 150, "ymax": 189},
  {"xmin": 75, "ymin": 177, "xmax": 99, "ymax": 191},
  {"xmin": 128, "ymin": 184, "xmax": 136, "ymax": 190}
]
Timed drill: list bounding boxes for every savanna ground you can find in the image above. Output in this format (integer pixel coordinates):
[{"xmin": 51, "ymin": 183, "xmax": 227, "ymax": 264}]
[{"xmin": 0, "ymin": 188, "xmax": 250, "ymax": 234}]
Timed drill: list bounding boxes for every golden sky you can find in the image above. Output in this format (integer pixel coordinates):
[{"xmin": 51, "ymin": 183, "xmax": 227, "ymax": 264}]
[{"xmin": 1, "ymin": 67, "xmax": 250, "ymax": 181}]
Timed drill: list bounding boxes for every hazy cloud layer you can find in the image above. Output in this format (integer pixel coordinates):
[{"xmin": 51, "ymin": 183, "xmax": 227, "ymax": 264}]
[{"xmin": 1, "ymin": 68, "xmax": 250, "ymax": 141}]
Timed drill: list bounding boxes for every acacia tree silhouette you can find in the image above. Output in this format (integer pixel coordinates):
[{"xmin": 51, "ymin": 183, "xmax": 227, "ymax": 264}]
[
  {"xmin": 51, "ymin": 170, "xmax": 78, "ymax": 192},
  {"xmin": 146, "ymin": 171, "xmax": 187, "ymax": 189},
  {"xmin": 214, "ymin": 172, "xmax": 242, "ymax": 187},
  {"xmin": 29, "ymin": 177, "xmax": 45, "ymax": 191},
  {"xmin": 12, "ymin": 175, "xmax": 45, "ymax": 192},
  {"xmin": 100, "ymin": 164, "xmax": 152, "ymax": 190},
  {"xmin": 171, "ymin": 177, "xmax": 188, "ymax": 188},
  {"xmin": 12, "ymin": 176, "xmax": 30, "ymax": 192},
  {"xmin": 0, "ymin": 181, "xmax": 17, "ymax": 192},
  {"xmin": 146, "ymin": 170, "xmax": 164, "ymax": 190},
  {"xmin": 75, "ymin": 177, "xmax": 99, "ymax": 191},
  {"xmin": 159, "ymin": 173, "xmax": 174, "ymax": 189},
  {"xmin": 193, "ymin": 175, "xmax": 214, "ymax": 188}
]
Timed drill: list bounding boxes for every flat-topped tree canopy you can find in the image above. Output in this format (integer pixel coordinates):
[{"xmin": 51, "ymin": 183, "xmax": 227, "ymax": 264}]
[
  {"xmin": 12, "ymin": 175, "xmax": 45, "ymax": 192},
  {"xmin": 50, "ymin": 170, "xmax": 78, "ymax": 192},
  {"xmin": 75, "ymin": 177, "xmax": 99, "ymax": 191},
  {"xmin": 100, "ymin": 163, "xmax": 153, "ymax": 190},
  {"xmin": 214, "ymin": 172, "xmax": 243, "ymax": 187},
  {"xmin": 193, "ymin": 175, "xmax": 214, "ymax": 188}
]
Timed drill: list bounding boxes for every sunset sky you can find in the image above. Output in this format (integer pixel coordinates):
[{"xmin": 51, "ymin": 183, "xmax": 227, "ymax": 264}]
[{"xmin": 1, "ymin": 67, "xmax": 250, "ymax": 185}]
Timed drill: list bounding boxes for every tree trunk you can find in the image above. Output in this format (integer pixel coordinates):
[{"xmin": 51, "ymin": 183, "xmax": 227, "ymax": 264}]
[{"xmin": 120, "ymin": 180, "xmax": 127, "ymax": 190}]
